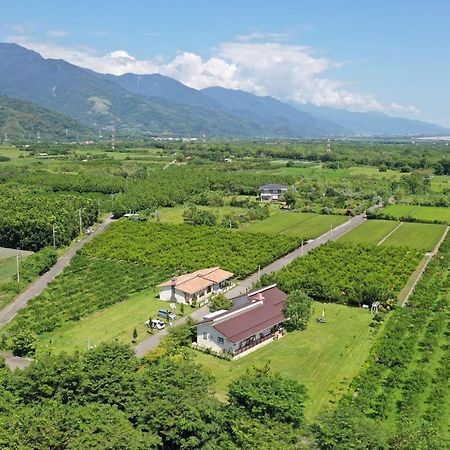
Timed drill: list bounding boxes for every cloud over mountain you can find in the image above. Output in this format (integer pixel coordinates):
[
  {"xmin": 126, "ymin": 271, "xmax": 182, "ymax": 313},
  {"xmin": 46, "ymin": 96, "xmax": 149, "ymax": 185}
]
[{"xmin": 7, "ymin": 33, "xmax": 418, "ymax": 116}]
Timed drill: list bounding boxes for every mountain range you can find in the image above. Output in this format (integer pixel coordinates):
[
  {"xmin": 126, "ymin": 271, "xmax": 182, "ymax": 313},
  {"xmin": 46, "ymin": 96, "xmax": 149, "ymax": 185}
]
[{"xmin": 0, "ymin": 43, "xmax": 448, "ymax": 140}]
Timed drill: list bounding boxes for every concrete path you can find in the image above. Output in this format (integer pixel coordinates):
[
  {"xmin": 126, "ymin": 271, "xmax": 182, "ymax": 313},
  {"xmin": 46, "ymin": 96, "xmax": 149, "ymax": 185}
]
[
  {"xmin": 0, "ymin": 215, "xmax": 114, "ymax": 328},
  {"xmin": 225, "ymin": 213, "xmax": 366, "ymax": 298},
  {"xmin": 135, "ymin": 212, "xmax": 366, "ymax": 357}
]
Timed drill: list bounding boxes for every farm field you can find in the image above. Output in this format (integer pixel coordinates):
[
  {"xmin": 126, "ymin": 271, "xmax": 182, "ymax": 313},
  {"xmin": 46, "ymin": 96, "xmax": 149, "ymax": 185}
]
[
  {"xmin": 192, "ymin": 302, "xmax": 377, "ymax": 421},
  {"xmin": 0, "ymin": 247, "xmax": 32, "ymax": 283},
  {"xmin": 340, "ymin": 220, "xmax": 447, "ymax": 251},
  {"xmin": 241, "ymin": 211, "xmax": 349, "ymax": 239},
  {"xmin": 380, "ymin": 222, "xmax": 447, "ymax": 251},
  {"xmin": 430, "ymin": 175, "xmax": 450, "ymax": 192},
  {"xmin": 339, "ymin": 220, "xmax": 400, "ymax": 245},
  {"xmin": 38, "ymin": 288, "xmax": 184, "ymax": 354},
  {"xmin": 382, "ymin": 204, "xmax": 450, "ymax": 223}
]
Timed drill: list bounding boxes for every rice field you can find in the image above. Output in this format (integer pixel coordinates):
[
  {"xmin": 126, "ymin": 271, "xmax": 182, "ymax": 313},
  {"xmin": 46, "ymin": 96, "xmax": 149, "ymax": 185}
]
[
  {"xmin": 241, "ymin": 212, "xmax": 349, "ymax": 239},
  {"xmin": 339, "ymin": 220, "xmax": 400, "ymax": 245}
]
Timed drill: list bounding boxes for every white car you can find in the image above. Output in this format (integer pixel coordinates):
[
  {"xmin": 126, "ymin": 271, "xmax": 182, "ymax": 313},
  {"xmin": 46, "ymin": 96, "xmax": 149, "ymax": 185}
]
[{"xmin": 145, "ymin": 319, "xmax": 165, "ymax": 330}]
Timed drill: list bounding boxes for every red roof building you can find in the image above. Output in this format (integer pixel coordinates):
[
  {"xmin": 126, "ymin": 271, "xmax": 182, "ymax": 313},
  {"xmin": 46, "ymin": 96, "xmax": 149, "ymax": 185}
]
[{"xmin": 195, "ymin": 285, "xmax": 287, "ymax": 357}]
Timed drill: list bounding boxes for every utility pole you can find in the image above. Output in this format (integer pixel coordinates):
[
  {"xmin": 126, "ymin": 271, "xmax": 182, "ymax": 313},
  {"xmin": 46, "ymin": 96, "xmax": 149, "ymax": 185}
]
[
  {"xmin": 52, "ymin": 224, "xmax": 56, "ymax": 248},
  {"xmin": 330, "ymin": 224, "xmax": 333, "ymax": 239},
  {"xmin": 301, "ymin": 240, "xmax": 304, "ymax": 256},
  {"xmin": 16, "ymin": 249, "xmax": 20, "ymax": 283},
  {"xmin": 79, "ymin": 209, "xmax": 83, "ymax": 235}
]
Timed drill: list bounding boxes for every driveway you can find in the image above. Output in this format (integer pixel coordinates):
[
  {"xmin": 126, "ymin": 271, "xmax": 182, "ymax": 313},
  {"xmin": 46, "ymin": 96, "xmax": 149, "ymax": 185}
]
[{"xmin": 0, "ymin": 215, "xmax": 114, "ymax": 328}]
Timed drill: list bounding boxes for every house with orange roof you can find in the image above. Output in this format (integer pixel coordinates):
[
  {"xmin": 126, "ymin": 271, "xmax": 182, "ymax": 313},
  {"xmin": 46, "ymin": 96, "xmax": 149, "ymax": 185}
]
[{"xmin": 158, "ymin": 267, "xmax": 234, "ymax": 305}]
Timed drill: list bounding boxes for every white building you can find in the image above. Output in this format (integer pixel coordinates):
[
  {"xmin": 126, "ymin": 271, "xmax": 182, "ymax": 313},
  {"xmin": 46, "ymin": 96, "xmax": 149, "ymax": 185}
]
[
  {"xmin": 158, "ymin": 267, "xmax": 234, "ymax": 305},
  {"xmin": 259, "ymin": 184, "xmax": 288, "ymax": 201},
  {"xmin": 195, "ymin": 285, "xmax": 287, "ymax": 357}
]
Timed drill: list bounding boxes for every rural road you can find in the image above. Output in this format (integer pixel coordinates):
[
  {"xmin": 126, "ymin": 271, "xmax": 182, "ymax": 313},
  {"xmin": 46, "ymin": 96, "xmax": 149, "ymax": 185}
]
[
  {"xmin": 0, "ymin": 215, "xmax": 114, "ymax": 329},
  {"xmin": 135, "ymin": 212, "xmax": 366, "ymax": 357}
]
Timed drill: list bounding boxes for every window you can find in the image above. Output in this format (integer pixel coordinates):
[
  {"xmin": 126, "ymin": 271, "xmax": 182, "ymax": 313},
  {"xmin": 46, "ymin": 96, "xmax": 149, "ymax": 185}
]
[
  {"xmin": 202, "ymin": 332, "xmax": 207, "ymax": 340},
  {"xmin": 217, "ymin": 337, "xmax": 224, "ymax": 344}
]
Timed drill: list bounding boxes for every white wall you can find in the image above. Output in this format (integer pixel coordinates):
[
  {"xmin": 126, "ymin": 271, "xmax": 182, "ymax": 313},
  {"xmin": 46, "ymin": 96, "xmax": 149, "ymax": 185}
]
[
  {"xmin": 159, "ymin": 286, "xmax": 172, "ymax": 301},
  {"xmin": 196, "ymin": 323, "xmax": 235, "ymax": 354}
]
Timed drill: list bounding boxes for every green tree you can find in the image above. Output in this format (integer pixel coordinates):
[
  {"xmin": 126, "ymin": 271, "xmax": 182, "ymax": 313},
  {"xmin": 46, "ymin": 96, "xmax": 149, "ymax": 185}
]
[
  {"xmin": 313, "ymin": 405, "xmax": 387, "ymax": 450},
  {"xmin": 283, "ymin": 290, "xmax": 313, "ymax": 331},
  {"xmin": 228, "ymin": 365, "xmax": 307, "ymax": 428},
  {"xmin": 209, "ymin": 294, "xmax": 232, "ymax": 312},
  {"xmin": 7, "ymin": 329, "xmax": 38, "ymax": 357},
  {"xmin": 183, "ymin": 205, "xmax": 217, "ymax": 226}
]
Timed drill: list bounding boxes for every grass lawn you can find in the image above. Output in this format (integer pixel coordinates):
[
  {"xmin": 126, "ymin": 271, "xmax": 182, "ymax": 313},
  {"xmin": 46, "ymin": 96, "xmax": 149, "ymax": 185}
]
[
  {"xmin": 339, "ymin": 220, "xmax": 400, "ymax": 245},
  {"xmin": 382, "ymin": 204, "xmax": 450, "ymax": 223},
  {"xmin": 241, "ymin": 212, "xmax": 348, "ymax": 239},
  {"xmin": 192, "ymin": 302, "xmax": 377, "ymax": 421},
  {"xmin": 380, "ymin": 222, "xmax": 447, "ymax": 251},
  {"xmin": 0, "ymin": 256, "xmax": 18, "ymax": 283},
  {"xmin": 37, "ymin": 288, "xmax": 186, "ymax": 355}
]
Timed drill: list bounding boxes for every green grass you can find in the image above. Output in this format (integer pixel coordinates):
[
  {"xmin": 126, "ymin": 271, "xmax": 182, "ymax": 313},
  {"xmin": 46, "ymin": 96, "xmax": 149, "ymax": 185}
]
[
  {"xmin": 37, "ymin": 288, "xmax": 185, "ymax": 354},
  {"xmin": 241, "ymin": 212, "xmax": 348, "ymax": 239},
  {"xmin": 382, "ymin": 204, "xmax": 450, "ymax": 223},
  {"xmin": 0, "ymin": 257, "xmax": 18, "ymax": 283},
  {"xmin": 192, "ymin": 302, "xmax": 377, "ymax": 421},
  {"xmin": 430, "ymin": 175, "xmax": 450, "ymax": 193},
  {"xmin": 148, "ymin": 206, "xmax": 252, "ymax": 225},
  {"xmin": 380, "ymin": 222, "xmax": 447, "ymax": 251},
  {"xmin": 339, "ymin": 220, "xmax": 400, "ymax": 245}
]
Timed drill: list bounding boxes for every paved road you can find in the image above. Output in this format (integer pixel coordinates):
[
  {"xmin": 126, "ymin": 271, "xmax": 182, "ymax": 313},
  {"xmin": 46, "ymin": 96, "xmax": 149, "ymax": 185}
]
[
  {"xmin": 135, "ymin": 213, "xmax": 366, "ymax": 357},
  {"xmin": 225, "ymin": 213, "xmax": 366, "ymax": 298},
  {"xmin": 135, "ymin": 305, "xmax": 209, "ymax": 357},
  {"xmin": 0, "ymin": 215, "xmax": 114, "ymax": 328}
]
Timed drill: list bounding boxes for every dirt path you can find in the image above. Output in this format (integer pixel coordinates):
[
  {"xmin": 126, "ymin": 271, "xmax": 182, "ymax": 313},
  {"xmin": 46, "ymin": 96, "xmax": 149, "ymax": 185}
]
[
  {"xmin": 377, "ymin": 222, "xmax": 403, "ymax": 245},
  {"xmin": 0, "ymin": 215, "xmax": 114, "ymax": 329}
]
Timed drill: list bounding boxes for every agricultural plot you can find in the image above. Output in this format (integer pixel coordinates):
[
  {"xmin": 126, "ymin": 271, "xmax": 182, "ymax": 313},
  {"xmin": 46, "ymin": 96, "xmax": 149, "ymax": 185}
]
[
  {"xmin": 340, "ymin": 220, "xmax": 447, "ymax": 251},
  {"xmin": 193, "ymin": 302, "xmax": 376, "ymax": 421},
  {"xmin": 82, "ymin": 221, "xmax": 301, "ymax": 278},
  {"xmin": 268, "ymin": 242, "xmax": 422, "ymax": 306},
  {"xmin": 382, "ymin": 204, "xmax": 450, "ymax": 223},
  {"xmin": 340, "ymin": 235, "xmax": 450, "ymax": 444},
  {"xmin": 380, "ymin": 222, "xmax": 447, "ymax": 251},
  {"xmin": 38, "ymin": 288, "xmax": 184, "ymax": 354},
  {"xmin": 242, "ymin": 212, "xmax": 348, "ymax": 239},
  {"xmin": 339, "ymin": 220, "xmax": 400, "ymax": 245}
]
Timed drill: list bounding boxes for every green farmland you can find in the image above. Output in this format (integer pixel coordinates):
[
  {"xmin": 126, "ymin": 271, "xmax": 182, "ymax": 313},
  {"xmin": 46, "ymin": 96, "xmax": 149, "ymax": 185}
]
[
  {"xmin": 341, "ymin": 220, "xmax": 447, "ymax": 251},
  {"xmin": 380, "ymin": 222, "xmax": 447, "ymax": 251},
  {"xmin": 382, "ymin": 204, "xmax": 450, "ymax": 223},
  {"xmin": 339, "ymin": 220, "xmax": 400, "ymax": 245},
  {"xmin": 192, "ymin": 302, "xmax": 376, "ymax": 421},
  {"xmin": 241, "ymin": 211, "xmax": 349, "ymax": 239}
]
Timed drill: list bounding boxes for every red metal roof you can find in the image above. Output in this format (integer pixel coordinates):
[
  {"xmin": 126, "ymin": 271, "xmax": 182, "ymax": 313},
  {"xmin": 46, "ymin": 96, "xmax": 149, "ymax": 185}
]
[{"xmin": 212, "ymin": 286, "xmax": 287, "ymax": 343}]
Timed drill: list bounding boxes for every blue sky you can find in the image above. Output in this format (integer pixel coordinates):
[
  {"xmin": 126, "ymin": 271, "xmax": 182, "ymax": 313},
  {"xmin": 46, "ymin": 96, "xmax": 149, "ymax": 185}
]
[{"xmin": 2, "ymin": 1, "xmax": 450, "ymax": 126}]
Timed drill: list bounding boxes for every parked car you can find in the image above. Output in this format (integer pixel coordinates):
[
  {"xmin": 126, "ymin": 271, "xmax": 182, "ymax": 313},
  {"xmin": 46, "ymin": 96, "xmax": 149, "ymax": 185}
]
[
  {"xmin": 145, "ymin": 319, "xmax": 165, "ymax": 330},
  {"xmin": 158, "ymin": 309, "xmax": 176, "ymax": 320}
]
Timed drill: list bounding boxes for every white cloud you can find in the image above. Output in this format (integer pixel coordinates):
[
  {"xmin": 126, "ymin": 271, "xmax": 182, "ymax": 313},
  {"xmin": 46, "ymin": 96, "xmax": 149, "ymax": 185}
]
[
  {"xmin": 5, "ymin": 35, "xmax": 419, "ymax": 116},
  {"xmin": 47, "ymin": 29, "xmax": 70, "ymax": 38}
]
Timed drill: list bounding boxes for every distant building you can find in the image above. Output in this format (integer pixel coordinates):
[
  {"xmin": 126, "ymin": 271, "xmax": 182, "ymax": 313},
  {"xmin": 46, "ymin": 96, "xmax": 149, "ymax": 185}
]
[
  {"xmin": 195, "ymin": 285, "xmax": 287, "ymax": 357},
  {"xmin": 259, "ymin": 183, "xmax": 288, "ymax": 201},
  {"xmin": 158, "ymin": 267, "xmax": 234, "ymax": 305}
]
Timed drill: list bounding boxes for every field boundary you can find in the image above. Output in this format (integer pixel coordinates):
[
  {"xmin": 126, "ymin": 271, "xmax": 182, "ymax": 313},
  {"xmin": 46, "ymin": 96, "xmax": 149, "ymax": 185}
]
[{"xmin": 377, "ymin": 221, "xmax": 402, "ymax": 245}]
